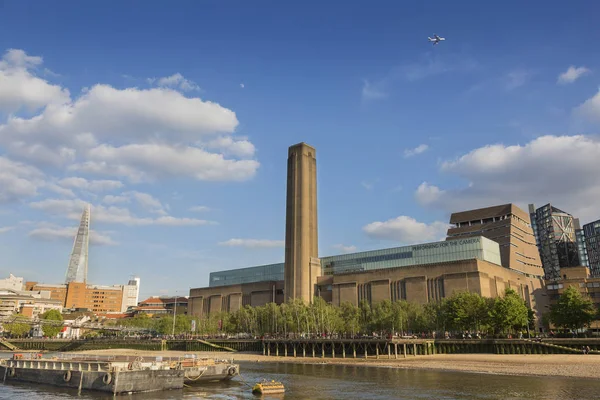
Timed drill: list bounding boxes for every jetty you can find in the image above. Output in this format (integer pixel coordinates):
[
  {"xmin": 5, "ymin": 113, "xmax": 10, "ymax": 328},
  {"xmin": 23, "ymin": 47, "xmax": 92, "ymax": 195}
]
[{"xmin": 1, "ymin": 353, "xmax": 239, "ymax": 395}]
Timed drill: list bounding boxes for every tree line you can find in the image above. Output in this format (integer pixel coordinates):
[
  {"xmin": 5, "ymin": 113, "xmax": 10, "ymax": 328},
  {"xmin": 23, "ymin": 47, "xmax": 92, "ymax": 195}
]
[
  {"xmin": 2, "ymin": 309, "xmax": 63, "ymax": 338},
  {"xmin": 114, "ymin": 288, "xmax": 538, "ymax": 337},
  {"xmin": 3, "ymin": 287, "xmax": 597, "ymax": 338}
]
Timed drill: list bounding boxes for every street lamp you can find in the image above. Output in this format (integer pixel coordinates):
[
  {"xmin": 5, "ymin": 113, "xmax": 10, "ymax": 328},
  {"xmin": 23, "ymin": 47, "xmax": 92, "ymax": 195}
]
[{"xmin": 171, "ymin": 290, "xmax": 177, "ymax": 336}]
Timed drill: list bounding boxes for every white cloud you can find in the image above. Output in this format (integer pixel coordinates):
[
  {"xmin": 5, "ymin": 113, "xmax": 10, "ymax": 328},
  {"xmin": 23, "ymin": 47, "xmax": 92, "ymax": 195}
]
[
  {"xmin": 0, "ymin": 227, "xmax": 14, "ymax": 234},
  {"xmin": 29, "ymin": 198, "xmax": 215, "ymax": 227},
  {"xmin": 1, "ymin": 84, "xmax": 238, "ymax": 147},
  {"xmin": 363, "ymin": 216, "xmax": 449, "ymax": 244},
  {"xmin": 45, "ymin": 183, "xmax": 75, "ymax": 198},
  {"xmin": 331, "ymin": 244, "xmax": 357, "ymax": 254},
  {"xmin": 189, "ymin": 206, "xmax": 210, "ymax": 212},
  {"xmin": 361, "ymin": 80, "xmax": 387, "ymax": 101},
  {"xmin": 28, "ymin": 224, "xmax": 118, "ymax": 246},
  {"xmin": 128, "ymin": 191, "xmax": 162, "ymax": 209},
  {"xmin": 0, "ymin": 156, "xmax": 44, "ymax": 204},
  {"xmin": 558, "ymin": 66, "xmax": 590, "ymax": 84},
  {"xmin": 149, "ymin": 73, "xmax": 200, "ymax": 92},
  {"xmin": 69, "ymin": 144, "xmax": 259, "ymax": 182},
  {"xmin": 417, "ymin": 135, "xmax": 600, "ymax": 222},
  {"xmin": 362, "ymin": 55, "xmax": 479, "ymax": 101},
  {"xmin": 404, "ymin": 144, "xmax": 429, "ymax": 158},
  {"xmin": 240, "ymin": 83, "xmax": 245, "ymax": 89},
  {"xmin": 58, "ymin": 177, "xmax": 124, "ymax": 192},
  {"xmin": 205, "ymin": 136, "xmax": 256, "ymax": 158},
  {"xmin": 574, "ymin": 88, "xmax": 600, "ymax": 124},
  {"xmin": 102, "ymin": 194, "xmax": 129, "ymax": 205},
  {"xmin": 361, "ymin": 181, "xmax": 374, "ymax": 190},
  {"xmin": 505, "ymin": 69, "xmax": 532, "ymax": 90},
  {"xmin": 218, "ymin": 238, "xmax": 284, "ymax": 248},
  {"xmin": 125, "ymin": 191, "xmax": 166, "ymax": 215},
  {"xmin": 0, "ymin": 48, "xmax": 259, "ymax": 183},
  {"xmin": 415, "ymin": 182, "xmax": 445, "ymax": 205},
  {"xmin": 0, "ymin": 49, "xmax": 70, "ymax": 113}
]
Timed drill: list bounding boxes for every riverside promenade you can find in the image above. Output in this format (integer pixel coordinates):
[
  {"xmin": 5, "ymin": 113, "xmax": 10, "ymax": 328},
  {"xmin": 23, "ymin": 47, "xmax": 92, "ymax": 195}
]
[{"xmin": 4, "ymin": 337, "xmax": 600, "ymax": 356}]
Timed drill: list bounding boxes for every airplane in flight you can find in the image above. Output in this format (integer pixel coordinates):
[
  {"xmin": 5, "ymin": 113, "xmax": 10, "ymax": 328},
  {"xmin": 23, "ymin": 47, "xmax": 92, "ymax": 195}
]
[{"xmin": 428, "ymin": 34, "xmax": 446, "ymax": 45}]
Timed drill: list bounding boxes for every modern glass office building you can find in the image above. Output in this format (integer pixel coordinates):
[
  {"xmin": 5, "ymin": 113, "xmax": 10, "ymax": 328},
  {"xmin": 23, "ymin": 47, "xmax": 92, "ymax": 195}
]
[
  {"xmin": 209, "ymin": 263, "xmax": 284, "ymax": 287},
  {"xmin": 321, "ymin": 236, "xmax": 501, "ymax": 275},
  {"xmin": 584, "ymin": 219, "xmax": 600, "ymax": 277},
  {"xmin": 208, "ymin": 236, "xmax": 501, "ymax": 287},
  {"xmin": 533, "ymin": 204, "xmax": 581, "ymax": 280},
  {"xmin": 575, "ymin": 218, "xmax": 589, "ymax": 269}
]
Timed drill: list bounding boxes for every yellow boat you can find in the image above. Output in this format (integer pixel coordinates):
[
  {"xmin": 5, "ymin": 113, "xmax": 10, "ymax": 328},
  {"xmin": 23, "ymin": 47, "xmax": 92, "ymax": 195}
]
[{"xmin": 252, "ymin": 379, "xmax": 285, "ymax": 395}]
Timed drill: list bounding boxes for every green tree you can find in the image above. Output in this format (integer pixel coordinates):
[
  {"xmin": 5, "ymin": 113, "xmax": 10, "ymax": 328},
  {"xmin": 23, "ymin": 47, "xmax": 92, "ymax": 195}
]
[
  {"xmin": 41, "ymin": 309, "xmax": 63, "ymax": 337},
  {"xmin": 445, "ymin": 291, "xmax": 490, "ymax": 332},
  {"xmin": 424, "ymin": 300, "xmax": 448, "ymax": 334},
  {"xmin": 4, "ymin": 322, "xmax": 31, "ymax": 337},
  {"xmin": 489, "ymin": 288, "xmax": 528, "ymax": 335},
  {"xmin": 550, "ymin": 286, "xmax": 596, "ymax": 332},
  {"xmin": 340, "ymin": 302, "xmax": 361, "ymax": 337},
  {"xmin": 372, "ymin": 300, "xmax": 394, "ymax": 334},
  {"xmin": 358, "ymin": 300, "xmax": 373, "ymax": 333},
  {"xmin": 391, "ymin": 301, "xmax": 409, "ymax": 334}
]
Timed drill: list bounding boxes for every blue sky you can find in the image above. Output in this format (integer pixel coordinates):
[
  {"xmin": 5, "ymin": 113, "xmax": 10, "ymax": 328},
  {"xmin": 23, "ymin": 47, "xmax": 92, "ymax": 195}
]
[{"xmin": 1, "ymin": 0, "xmax": 599, "ymax": 299}]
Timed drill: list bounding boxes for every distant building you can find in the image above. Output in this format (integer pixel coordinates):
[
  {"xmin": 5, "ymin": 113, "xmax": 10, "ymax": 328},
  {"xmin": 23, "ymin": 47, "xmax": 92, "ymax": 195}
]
[
  {"xmin": 0, "ymin": 274, "xmax": 24, "ymax": 291},
  {"xmin": 190, "ymin": 235, "xmax": 546, "ymax": 327},
  {"xmin": 447, "ymin": 204, "xmax": 544, "ymax": 276},
  {"xmin": 135, "ymin": 296, "xmax": 188, "ymax": 316},
  {"xmin": 545, "ymin": 266, "xmax": 600, "ymax": 330},
  {"xmin": 22, "ymin": 204, "xmax": 142, "ymax": 315},
  {"xmin": 530, "ymin": 204, "xmax": 581, "ymax": 280},
  {"xmin": 25, "ymin": 281, "xmax": 133, "ymax": 314},
  {"xmin": 584, "ymin": 219, "xmax": 600, "ymax": 277},
  {"xmin": 0, "ymin": 288, "xmax": 63, "ymax": 318},
  {"xmin": 284, "ymin": 142, "xmax": 320, "ymax": 303},
  {"xmin": 209, "ymin": 263, "xmax": 284, "ymax": 288},
  {"xmin": 65, "ymin": 204, "xmax": 91, "ymax": 284},
  {"xmin": 188, "ymin": 143, "xmax": 549, "ymax": 330},
  {"xmin": 121, "ymin": 277, "xmax": 141, "ymax": 312},
  {"xmin": 575, "ymin": 218, "xmax": 589, "ymax": 268},
  {"xmin": 528, "ymin": 204, "xmax": 541, "ymax": 252}
]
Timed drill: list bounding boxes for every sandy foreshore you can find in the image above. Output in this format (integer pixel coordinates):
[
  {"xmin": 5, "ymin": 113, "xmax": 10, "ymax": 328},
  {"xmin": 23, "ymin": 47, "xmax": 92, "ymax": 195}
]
[{"xmin": 73, "ymin": 349, "xmax": 600, "ymax": 379}]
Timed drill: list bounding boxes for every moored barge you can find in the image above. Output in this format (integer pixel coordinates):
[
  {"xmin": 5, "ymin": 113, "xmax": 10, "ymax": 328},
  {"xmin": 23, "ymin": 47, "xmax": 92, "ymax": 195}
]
[{"xmin": 1, "ymin": 353, "xmax": 239, "ymax": 395}]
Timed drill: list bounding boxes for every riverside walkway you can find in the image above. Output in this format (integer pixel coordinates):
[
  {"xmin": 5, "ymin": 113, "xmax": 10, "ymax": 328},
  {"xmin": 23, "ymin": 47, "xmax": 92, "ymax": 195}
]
[{"xmin": 3, "ymin": 337, "xmax": 600, "ymax": 356}]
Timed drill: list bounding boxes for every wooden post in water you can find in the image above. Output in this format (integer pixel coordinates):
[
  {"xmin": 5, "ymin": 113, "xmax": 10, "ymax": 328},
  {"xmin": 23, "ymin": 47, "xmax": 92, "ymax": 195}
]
[
  {"xmin": 263, "ymin": 343, "xmax": 266, "ymax": 356},
  {"xmin": 376, "ymin": 345, "xmax": 379, "ymax": 359},
  {"xmin": 267, "ymin": 344, "xmax": 271, "ymax": 356},
  {"xmin": 365, "ymin": 345, "xmax": 368, "ymax": 359},
  {"xmin": 78, "ymin": 371, "xmax": 84, "ymax": 395},
  {"xmin": 276, "ymin": 343, "xmax": 279, "ymax": 357},
  {"xmin": 394, "ymin": 343, "xmax": 398, "ymax": 359},
  {"xmin": 113, "ymin": 371, "xmax": 119, "ymax": 396},
  {"xmin": 403, "ymin": 343, "xmax": 407, "ymax": 358},
  {"xmin": 284, "ymin": 344, "xmax": 287, "ymax": 357},
  {"xmin": 413, "ymin": 343, "xmax": 417, "ymax": 357},
  {"xmin": 3, "ymin": 364, "xmax": 7, "ymax": 383},
  {"xmin": 293, "ymin": 344, "xmax": 296, "ymax": 358},
  {"xmin": 388, "ymin": 344, "xmax": 391, "ymax": 359},
  {"xmin": 332, "ymin": 343, "xmax": 335, "ymax": 359},
  {"xmin": 312, "ymin": 344, "xmax": 315, "ymax": 358},
  {"xmin": 342, "ymin": 344, "xmax": 346, "ymax": 359},
  {"xmin": 353, "ymin": 343, "xmax": 356, "ymax": 358},
  {"xmin": 303, "ymin": 344, "xmax": 306, "ymax": 358},
  {"xmin": 321, "ymin": 344, "xmax": 325, "ymax": 358}
]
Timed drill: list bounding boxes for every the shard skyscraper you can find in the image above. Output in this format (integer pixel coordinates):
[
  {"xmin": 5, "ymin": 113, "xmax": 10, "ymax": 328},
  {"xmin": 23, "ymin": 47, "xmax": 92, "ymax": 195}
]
[{"xmin": 65, "ymin": 204, "xmax": 91, "ymax": 284}]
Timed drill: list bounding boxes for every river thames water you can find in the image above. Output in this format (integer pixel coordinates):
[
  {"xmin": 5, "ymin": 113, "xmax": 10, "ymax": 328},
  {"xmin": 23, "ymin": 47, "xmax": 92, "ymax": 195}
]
[{"xmin": 2, "ymin": 361, "xmax": 599, "ymax": 399}]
